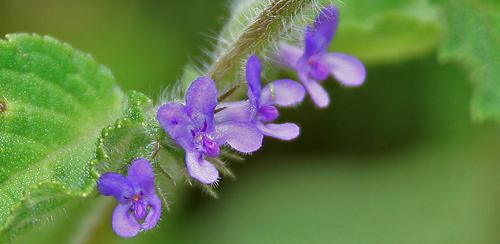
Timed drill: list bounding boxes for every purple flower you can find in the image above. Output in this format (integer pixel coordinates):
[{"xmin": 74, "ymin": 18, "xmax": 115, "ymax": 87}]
[
  {"xmin": 97, "ymin": 158, "xmax": 162, "ymax": 238},
  {"xmin": 157, "ymin": 77, "xmax": 262, "ymax": 184},
  {"xmin": 277, "ymin": 6, "xmax": 366, "ymax": 107},
  {"xmin": 216, "ymin": 54, "xmax": 305, "ymax": 140}
]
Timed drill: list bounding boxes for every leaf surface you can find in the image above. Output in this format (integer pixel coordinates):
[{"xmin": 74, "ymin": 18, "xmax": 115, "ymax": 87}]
[
  {"xmin": 0, "ymin": 34, "xmax": 124, "ymax": 241},
  {"xmin": 434, "ymin": 0, "xmax": 500, "ymax": 122},
  {"xmin": 324, "ymin": 0, "xmax": 441, "ymax": 64}
]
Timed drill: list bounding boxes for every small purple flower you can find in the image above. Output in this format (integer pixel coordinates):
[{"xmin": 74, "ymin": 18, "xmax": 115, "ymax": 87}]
[
  {"xmin": 216, "ymin": 54, "xmax": 305, "ymax": 140},
  {"xmin": 277, "ymin": 6, "xmax": 366, "ymax": 107},
  {"xmin": 97, "ymin": 158, "xmax": 162, "ymax": 238},
  {"xmin": 157, "ymin": 77, "xmax": 262, "ymax": 184}
]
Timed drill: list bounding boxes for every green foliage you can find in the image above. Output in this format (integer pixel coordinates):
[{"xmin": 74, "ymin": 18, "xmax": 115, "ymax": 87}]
[
  {"xmin": 322, "ymin": 0, "xmax": 441, "ymax": 64},
  {"xmin": 0, "ymin": 34, "xmax": 124, "ymax": 241},
  {"xmin": 94, "ymin": 90, "xmax": 159, "ymax": 175},
  {"xmin": 333, "ymin": 13, "xmax": 440, "ymax": 65},
  {"xmin": 3, "ymin": 0, "xmax": 500, "ymax": 243},
  {"xmin": 434, "ymin": 0, "xmax": 500, "ymax": 122}
]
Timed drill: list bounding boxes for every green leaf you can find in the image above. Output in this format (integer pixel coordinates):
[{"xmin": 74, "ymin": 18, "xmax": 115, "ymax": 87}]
[
  {"xmin": 332, "ymin": 13, "xmax": 440, "ymax": 65},
  {"xmin": 0, "ymin": 34, "xmax": 124, "ymax": 241},
  {"xmin": 434, "ymin": 0, "xmax": 500, "ymax": 122},
  {"xmin": 94, "ymin": 90, "xmax": 158, "ymax": 174},
  {"xmin": 321, "ymin": 0, "xmax": 441, "ymax": 65}
]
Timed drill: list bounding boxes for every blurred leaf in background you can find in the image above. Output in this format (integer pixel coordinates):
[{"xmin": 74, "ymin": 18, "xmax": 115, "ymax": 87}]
[
  {"xmin": 2, "ymin": 0, "xmax": 500, "ymax": 243},
  {"xmin": 434, "ymin": 0, "xmax": 500, "ymax": 123},
  {"xmin": 0, "ymin": 0, "xmax": 227, "ymax": 95},
  {"xmin": 330, "ymin": 0, "xmax": 441, "ymax": 65}
]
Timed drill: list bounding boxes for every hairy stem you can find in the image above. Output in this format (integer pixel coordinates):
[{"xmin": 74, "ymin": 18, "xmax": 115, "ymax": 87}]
[{"xmin": 207, "ymin": 0, "xmax": 316, "ymax": 87}]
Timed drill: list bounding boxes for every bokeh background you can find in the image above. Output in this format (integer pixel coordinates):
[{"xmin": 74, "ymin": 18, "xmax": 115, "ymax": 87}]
[{"xmin": 2, "ymin": 0, "xmax": 500, "ymax": 243}]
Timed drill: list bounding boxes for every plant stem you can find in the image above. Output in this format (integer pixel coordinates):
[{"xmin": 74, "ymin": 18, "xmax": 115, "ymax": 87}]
[{"xmin": 207, "ymin": 0, "xmax": 315, "ymax": 87}]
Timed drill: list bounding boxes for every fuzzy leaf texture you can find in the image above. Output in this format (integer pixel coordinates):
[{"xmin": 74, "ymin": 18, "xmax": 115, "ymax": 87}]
[
  {"xmin": 94, "ymin": 90, "xmax": 157, "ymax": 176},
  {"xmin": 434, "ymin": 0, "xmax": 500, "ymax": 123},
  {"xmin": 0, "ymin": 34, "xmax": 124, "ymax": 241}
]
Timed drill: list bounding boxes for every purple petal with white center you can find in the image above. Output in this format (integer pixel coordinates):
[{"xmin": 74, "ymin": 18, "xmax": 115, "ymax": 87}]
[
  {"xmin": 256, "ymin": 122, "xmax": 300, "ymax": 140},
  {"xmin": 246, "ymin": 54, "xmax": 262, "ymax": 109},
  {"xmin": 127, "ymin": 158, "xmax": 156, "ymax": 196},
  {"xmin": 215, "ymin": 121, "xmax": 263, "ymax": 153},
  {"xmin": 276, "ymin": 43, "xmax": 303, "ymax": 68},
  {"xmin": 260, "ymin": 79, "xmax": 305, "ymax": 106},
  {"xmin": 185, "ymin": 77, "xmax": 218, "ymax": 130},
  {"xmin": 112, "ymin": 202, "xmax": 140, "ymax": 238},
  {"xmin": 318, "ymin": 52, "xmax": 366, "ymax": 86},
  {"xmin": 214, "ymin": 101, "xmax": 254, "ymax": 123},
  {"xmin": 141, "ymin": 195, "xmax": 162, "ymax": 230},
  {"xmin": 299, "ymin": 72, "xmax": 330, "ymax": 107},
  {"xmin": 313, "ymin": 6, "xmax": 339, "ymax": 53},
  {"xmin": 186, "ymin": 151, "xmax": 219, "ymax": 184},
  {"xmin": 157, "ymin": 103, "xmax": 194, "ymax": 150},
  {"xmin": 97, "ymin": 172, "xmax": 133, "ymax": 203},
  {"xmin": 134, "ymin": 200, "xmax": 148, "ymax": 220}
]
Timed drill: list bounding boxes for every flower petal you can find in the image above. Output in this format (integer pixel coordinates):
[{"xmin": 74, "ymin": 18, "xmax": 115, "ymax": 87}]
[
  {"xmin": 246, "ymin": 54, "xmax": 262, "ymax": 109},
  {"xmin": 127, "ymin": 158, "xmax": 156, "ymax": 196},
  {"xmin": 186, "ymin": 151, "xmax": 219, "ymax": 184},
  {"xmin": 141, "ymin": 195, "xmax": 162, "ymax": 230},
  {"xmin": 307, "ymin": 59, "xmax": 329, "ymax": 81},
  {"xmin": 299, "ymin": 72, "xmax": 329, "ymax": 107},
  {"xmin": 318, "ymin": 52, "xmax": 366, "ymax": 86},
  {"xmin": 256, "ymin": 122, "xmax": 300, "ymax": 140},
  {"xmin": 112, "ymin": 202, "xmax": 140, "ymax": 238},
  {"xmin": 185, "ymin": 77, "xmax": 218, "ymax": 130},
  {"xmin": 313, "ymin": 6, "xmax": 339, "ymax": 54},
  {"xmin": 214, "ymin": 121, "xmax": 263, "ymax": 153},
  {"xmin": 276, "ymin": 42, "xmax": 303, "ymax": 68},
  {"xmin": 296, "ymin": 6, "xmax": 340, "ymax": 80},
  {"xmin": 203, "ymin": 136, "xmax": 220, "ymax": 157},
  {"xmin": 301, "ymin": 25, "xmax": 320, "ymax": 61},
  {"xmin": 134, "ymin": 200, "xmax": 148, "ymax": 220},
  {"xmin": 157, "ymin": 103, "xmax": 194, "ymax": 150},
  {"xmin": 259, "ymin": 105, "xmax": 279, "ymax": 122},
  {"xmin": 97, "ymin": 172, "xmax": 133, "ymax": 203},
  {"xmin": 261, "ymin": 79, "xmax": 305, "ymax": 106},
  {"xmin": 214, "ymin": 101, "xmax": 255, "ymax": 123}
]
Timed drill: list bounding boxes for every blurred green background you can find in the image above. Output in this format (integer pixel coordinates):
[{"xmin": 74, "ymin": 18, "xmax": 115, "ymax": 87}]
[{"xmin": 3, "ymin": 0, "xmax": 500, "ymax": 243}]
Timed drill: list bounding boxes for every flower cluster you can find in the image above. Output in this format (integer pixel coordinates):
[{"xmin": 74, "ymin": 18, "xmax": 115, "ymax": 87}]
[
  {"xmin": 96, "ymin": 5, "xmax": 365, "ymax": 238},
  {"xmin": 157, "ymin": 54, "xmax": 305, "ymax": 184},
  {"xmin": 157, "ymin": 76, "xmax": 263, "ymax": 184}
]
